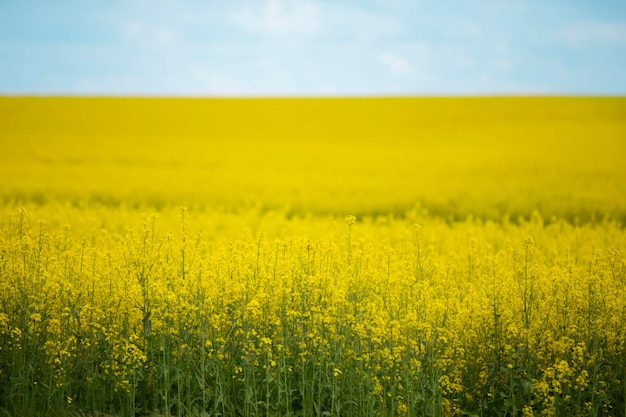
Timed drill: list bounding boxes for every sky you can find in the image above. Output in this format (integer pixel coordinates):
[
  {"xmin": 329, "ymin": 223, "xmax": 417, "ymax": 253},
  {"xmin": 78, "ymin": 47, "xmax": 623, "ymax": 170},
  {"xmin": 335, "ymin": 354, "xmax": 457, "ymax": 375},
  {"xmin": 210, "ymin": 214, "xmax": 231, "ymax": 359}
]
[{"xmin": 0, "ymin": 0, "xmax": 625, "ymax": 96}]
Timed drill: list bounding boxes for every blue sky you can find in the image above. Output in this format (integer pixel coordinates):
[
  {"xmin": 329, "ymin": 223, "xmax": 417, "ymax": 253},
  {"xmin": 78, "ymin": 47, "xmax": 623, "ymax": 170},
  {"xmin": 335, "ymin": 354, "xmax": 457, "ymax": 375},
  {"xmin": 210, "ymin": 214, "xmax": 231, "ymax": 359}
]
[{"xmin": 1, "ymin": 0, "xmax": 625, "ymax": 96}]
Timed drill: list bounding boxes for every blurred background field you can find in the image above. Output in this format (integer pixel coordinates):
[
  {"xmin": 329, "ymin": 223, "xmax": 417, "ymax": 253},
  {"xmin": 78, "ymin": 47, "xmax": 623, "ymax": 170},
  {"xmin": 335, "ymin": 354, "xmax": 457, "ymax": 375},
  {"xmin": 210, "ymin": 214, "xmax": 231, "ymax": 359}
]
[
  {"xmin": 2, "ymin": 98, "xmax": 626, "ymax": 417},
  {"xmin": 1, "ymin": 96, "xmax": 625, "ymax": 222}
]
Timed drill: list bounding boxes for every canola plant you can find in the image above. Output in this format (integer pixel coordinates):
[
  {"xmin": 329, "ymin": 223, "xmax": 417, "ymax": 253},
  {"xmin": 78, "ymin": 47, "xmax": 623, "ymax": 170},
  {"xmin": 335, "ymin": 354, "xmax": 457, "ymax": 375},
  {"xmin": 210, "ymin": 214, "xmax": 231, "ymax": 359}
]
[{"xmin": 0, "ymin": 97, "xmax": 625, "ymax": 417}]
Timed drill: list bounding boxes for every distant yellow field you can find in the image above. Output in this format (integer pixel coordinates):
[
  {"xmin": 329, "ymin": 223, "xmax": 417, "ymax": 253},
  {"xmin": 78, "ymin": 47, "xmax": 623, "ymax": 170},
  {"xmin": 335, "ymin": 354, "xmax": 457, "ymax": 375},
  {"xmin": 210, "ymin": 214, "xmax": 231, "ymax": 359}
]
[
  {"xmin": 1, "ymin": 97, "xmax": 625, "ymax": 417},
  {"xmin": 1, "ymin": 97, "xmax": 625, "ymax": 219}
]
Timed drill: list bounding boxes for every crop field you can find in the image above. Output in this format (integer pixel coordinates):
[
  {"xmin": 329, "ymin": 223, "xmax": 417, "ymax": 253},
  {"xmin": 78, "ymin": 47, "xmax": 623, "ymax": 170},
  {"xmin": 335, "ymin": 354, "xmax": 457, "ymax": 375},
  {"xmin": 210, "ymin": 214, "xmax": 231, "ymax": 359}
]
[{"xmin": 0, "ymin": 97, "xmax": 625, "ymax": 417}]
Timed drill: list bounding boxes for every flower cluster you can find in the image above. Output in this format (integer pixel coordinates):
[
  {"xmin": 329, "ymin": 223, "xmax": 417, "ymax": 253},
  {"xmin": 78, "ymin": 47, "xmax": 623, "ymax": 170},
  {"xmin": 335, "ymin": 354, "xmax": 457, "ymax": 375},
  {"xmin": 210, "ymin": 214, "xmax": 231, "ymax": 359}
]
[{"xmin": 0, "ymin": 207, "xmax": 624, "ymax": 417}]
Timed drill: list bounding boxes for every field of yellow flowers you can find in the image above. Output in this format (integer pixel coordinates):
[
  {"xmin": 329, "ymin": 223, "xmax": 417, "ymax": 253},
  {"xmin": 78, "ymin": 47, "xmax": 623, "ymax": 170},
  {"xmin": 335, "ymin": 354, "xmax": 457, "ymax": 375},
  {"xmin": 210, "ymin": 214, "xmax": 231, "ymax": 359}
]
[{"xmin": 1, "ymin": 97, "xmax": 625, "ymax": 417}]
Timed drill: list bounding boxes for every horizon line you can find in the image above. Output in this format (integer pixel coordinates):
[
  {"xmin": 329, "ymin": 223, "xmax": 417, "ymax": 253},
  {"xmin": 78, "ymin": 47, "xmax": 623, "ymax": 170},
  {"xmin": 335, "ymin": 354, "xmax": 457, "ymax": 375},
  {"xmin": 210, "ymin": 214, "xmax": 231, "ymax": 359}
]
[{"xmin": 2, "ymin": 93, "xmax": 625, "ymax": 99}]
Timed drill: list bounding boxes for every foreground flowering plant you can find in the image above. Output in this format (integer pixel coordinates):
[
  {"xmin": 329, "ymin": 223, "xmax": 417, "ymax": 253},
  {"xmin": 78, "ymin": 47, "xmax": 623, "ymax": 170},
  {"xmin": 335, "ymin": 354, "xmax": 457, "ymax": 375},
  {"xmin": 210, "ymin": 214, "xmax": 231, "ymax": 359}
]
[{"xmin": 1, "ymin": 207, "xmax": 624, "ymax": 417}]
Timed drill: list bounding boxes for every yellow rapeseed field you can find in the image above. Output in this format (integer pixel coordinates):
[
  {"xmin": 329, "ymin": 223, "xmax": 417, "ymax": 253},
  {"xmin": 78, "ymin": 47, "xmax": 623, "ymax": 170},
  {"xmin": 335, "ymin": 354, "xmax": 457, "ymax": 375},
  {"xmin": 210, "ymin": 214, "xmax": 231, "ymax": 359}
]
[{"xmin": 0, "ymin": 97, "xmax": 625, "ymax": 417}]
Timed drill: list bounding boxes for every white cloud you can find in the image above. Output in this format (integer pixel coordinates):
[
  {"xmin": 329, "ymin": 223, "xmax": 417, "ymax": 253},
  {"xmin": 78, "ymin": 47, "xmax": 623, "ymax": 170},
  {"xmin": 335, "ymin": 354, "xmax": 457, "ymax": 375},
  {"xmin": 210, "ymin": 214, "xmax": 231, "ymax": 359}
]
[
  {"xmin": 320, "ymin": 4, "xmax": 403, "ymax": 40},
  {"xmin": 232, "ymin": 0, "xmax": 319, "ymax": 36},
  {"xmin": 153, "ymin": 29, "xmax": 174, "ymax": 43},
  {"xmin": 122, "ymin": 20, "xmax": 177, "ymax": 47},
  {"xmin": 561, "ymin": 21, "xmax": 626, "ymax": 47},
  {"xmin": 441, "ymin": 17, "xmax": 483, "ymax": 39},
  {"xmin": 380, "ymin": 52, "xmax": 412, "ymax": 75}
]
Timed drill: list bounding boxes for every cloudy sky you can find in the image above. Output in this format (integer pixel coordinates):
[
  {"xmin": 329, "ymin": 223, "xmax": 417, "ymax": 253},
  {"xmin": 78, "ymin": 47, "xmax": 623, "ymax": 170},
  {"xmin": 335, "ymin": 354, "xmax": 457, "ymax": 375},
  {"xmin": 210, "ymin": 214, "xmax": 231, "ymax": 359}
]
[{"xmin": 1, "ymin": 0, "xmax": 625, "ymax": 96}]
